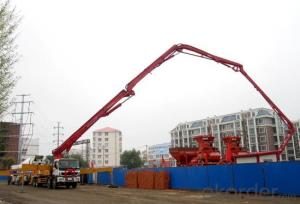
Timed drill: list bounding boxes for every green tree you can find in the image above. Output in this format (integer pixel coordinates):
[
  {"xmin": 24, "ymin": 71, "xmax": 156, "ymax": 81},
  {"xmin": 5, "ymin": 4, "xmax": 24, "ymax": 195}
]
[
  {"xmin": 70, "ymin": 154, "xmax": 88, "ymax": 168},
  {"xmin": 0, "ymin": 0, "xmax": 19, "ymax": 117},
  {"xmin": 120, "ymin": 149, "xmax": 143, "ymax": 169},
  {"xmin": 0, "ymin": 156, "xmax": 15, "ymax": 169}
]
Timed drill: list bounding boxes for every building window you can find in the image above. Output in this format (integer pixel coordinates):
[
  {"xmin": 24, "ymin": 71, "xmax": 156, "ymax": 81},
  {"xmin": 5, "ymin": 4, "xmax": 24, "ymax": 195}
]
[
  {"xmin": 98, "ymin": 155, "xmax": 101, "ymax": 158},
  {"xmin": 260, "ymin": 145, "xmax": 267, "ymax": 151},
  {"xmin": 105, "ymin": 138, "xmax": 108, "ymax": 142},
  {"xmin": 105, "ymin": 155, "xmax": 109, "ymax": 158},
  {"xmin": 260, "ymin": 136, "xmax": 266, "ymax": 143},
  {"xmin": 105, "ymin": 160, "xmax": 108, "ymax": 164},
  {"xmin": 248, "ymin": 119, "xmax": 254, "ymax": 125},
  {"xmin": 105, "ymin": 149, "xmax": 108, "ymax": 153},
  {"xmin": 258, "ymin": 127, "xmax": 265, "ymax": 133},
  {"xmin": 98, "ymin": 149, "xmax": 101, "ymax": 153},
  {"xmin": 98, "ymin": 132, "xmax": 102, "ymax": 136},
  {"xmin": 98, "ymin": 138, "xmax": 101, "ymax": 142},
  {"xmin": 250, "ymin": 137, "xmax": 256, "ymax": 143},
  {"xmin": 105, "ymin": 132, "xmax": 108, "ymax": 136}
]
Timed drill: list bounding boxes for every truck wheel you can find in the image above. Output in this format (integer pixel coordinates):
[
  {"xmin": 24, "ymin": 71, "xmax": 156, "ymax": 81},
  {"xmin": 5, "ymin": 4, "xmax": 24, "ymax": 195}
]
[
  {"xmin": 47, "ymin": 179, "xmax": 52, "ymax": 189},
  {"xmin": 72, "ymin": 183, "xmax": 77, "ymax": 189},
  {"xmin": 53, "ymin": 179, "xmax": 57, "ymax": 189},
  {"xmin": 66, "ymin": 184, "xmax": 70, "ymax": 189}
]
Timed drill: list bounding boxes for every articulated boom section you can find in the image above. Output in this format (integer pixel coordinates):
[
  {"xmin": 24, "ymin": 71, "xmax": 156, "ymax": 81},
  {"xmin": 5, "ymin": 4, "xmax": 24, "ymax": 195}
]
[{"xmin": 53, "ymin": 43, "xmax": 295, "ymax": 163}]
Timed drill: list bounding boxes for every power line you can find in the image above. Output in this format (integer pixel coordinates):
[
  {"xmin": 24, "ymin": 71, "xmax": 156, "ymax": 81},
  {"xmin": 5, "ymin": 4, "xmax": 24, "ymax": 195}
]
[
  {"xmin": 11, "ymin": 94, "xmax": 34, "ymax": 162},
  {"xmin": 53, "ymin": 122, "xmax": 64, "ymax": 148}
]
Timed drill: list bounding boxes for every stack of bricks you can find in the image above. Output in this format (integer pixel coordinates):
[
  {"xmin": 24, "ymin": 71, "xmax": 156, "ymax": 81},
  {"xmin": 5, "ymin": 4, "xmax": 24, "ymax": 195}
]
[
  {"xmin": 125, "ymin": 170, "xmax": 170, "ymax": 190},
  {"xmin": 125, "ymin": 171, "xmax": 138, "ymax": 188},
  {"xmin": 154, "ymin": 171, "xmax": 170, "ymax": 190},
  {"xmin": 138, "ymin": 171, "xmax": 155, "ymax": 189}
]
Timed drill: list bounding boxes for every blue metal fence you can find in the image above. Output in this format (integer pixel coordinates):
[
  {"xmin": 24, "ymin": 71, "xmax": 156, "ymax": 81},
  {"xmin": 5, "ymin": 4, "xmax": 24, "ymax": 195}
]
[
  {"xmin": 87, "ymin": 174, "xmax": 94, "ymax": 184},
  {"xmin": 112, "ymin": 168, "xmax": 126, "ymax": 186},
  {"xmin": 97, "ymin": 172, "xmax": 111, "ymax": 185},
  {"xmin": 110, "ymin": 161, "xmax": 300, "ymax": 196},
  {"xmin": 0, "ymin": 176, "xmax": 8, "ymax": 182}
]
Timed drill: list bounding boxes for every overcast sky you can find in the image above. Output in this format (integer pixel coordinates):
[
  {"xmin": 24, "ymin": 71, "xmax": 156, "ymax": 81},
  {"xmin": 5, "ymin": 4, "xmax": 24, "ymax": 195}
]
[{"xmin": 9, "ymin": 0, "xmax": 300, "ymax": 155}]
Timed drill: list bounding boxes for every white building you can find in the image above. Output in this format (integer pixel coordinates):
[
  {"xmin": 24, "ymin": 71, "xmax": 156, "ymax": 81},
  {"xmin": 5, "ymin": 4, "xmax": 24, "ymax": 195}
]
[
  {"xmin": 170, "ymin": 108, "xmax": 300, "ymax": 161},
  {"xmin": 147, "ymin": 143, "xmax": 174, "ymax": 167},
  {"xmin": 91, "ymin": 127, "xmax": 122, "ymax": 167}
]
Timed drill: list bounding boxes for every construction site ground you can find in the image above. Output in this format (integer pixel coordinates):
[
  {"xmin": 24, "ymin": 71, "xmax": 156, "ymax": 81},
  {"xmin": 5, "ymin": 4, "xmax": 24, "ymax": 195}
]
[{"xmin": 0, "ymin": 183, "xmax": 299, "ymax": 204}]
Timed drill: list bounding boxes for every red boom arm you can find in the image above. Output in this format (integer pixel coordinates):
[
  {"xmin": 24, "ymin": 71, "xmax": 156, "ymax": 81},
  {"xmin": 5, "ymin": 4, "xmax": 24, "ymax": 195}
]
[{"xmin": 52, "ymin": 44, "xmax": 295, "ymax": 159}]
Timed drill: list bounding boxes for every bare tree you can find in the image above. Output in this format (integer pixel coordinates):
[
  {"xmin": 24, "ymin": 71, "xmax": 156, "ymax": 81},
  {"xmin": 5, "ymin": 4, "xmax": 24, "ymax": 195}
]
[{"xmin": 0, "ymin": 0, "xmax": 19, "ymax": 118}]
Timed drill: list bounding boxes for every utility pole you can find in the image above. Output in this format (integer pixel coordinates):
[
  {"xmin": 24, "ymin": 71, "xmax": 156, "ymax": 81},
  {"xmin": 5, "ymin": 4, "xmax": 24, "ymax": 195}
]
[
  {"xmin": 12, "ymin": 94, "xmax": 34, "ymax": 163},
  {"xmin": 53, "ymin": 122, "xmax": 64, "ymax": 148}
]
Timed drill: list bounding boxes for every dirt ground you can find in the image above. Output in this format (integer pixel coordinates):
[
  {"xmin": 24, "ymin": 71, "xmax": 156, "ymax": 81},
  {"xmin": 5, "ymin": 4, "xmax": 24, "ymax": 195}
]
[{"xmin": 0, "ymin": 183, "xmax": 299, "ymax": 204}]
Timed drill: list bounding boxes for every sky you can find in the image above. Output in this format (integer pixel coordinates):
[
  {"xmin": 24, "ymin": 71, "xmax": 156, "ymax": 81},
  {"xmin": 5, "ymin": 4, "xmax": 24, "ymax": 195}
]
[{"xmin": 7, "ymin": 0, "xmax": 300, "ymax": 155}]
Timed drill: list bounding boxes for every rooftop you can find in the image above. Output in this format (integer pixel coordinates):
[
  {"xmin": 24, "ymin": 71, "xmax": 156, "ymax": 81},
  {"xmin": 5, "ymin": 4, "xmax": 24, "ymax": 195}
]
[{"xmin": 94, "ymin": 127, "xmax": 120, "ymax": 133}]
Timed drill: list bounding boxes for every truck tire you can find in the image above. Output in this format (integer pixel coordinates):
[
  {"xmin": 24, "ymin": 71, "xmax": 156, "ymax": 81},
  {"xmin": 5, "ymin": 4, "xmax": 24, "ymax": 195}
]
[
  {"xmin": 72, "ymin": 183, "xmax": 77, "ymax": 189},
  {"xmin": 7, "ymin": 176, "xmax": 12, "ymax": 185},
  {"xmin": 53, "ymin": 179, "xmax": 57, "ymax": 189},
  {"xmin": 47, "ymin": 179, "xmax": 52, "ymax": 189}
]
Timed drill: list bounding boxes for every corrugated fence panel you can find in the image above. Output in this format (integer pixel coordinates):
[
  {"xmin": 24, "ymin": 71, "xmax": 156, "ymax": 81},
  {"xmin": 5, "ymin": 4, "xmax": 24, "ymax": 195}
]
[
  {"xmin": 206, "ymin": 165, "xmax": 234, "ymax": 191},
  {"xmin": 112, "ymin": 161, "xmax": 300, "ymax": 195},
  {"xmin": 233, "ymin": 163, "xmax": 265, "ymax": 193},
  {"xmin": 0, "ymin": 176, "xmax": 8, "ymax": 182},
  {"xmin": 264, "ymin": 162, "xmax": 300, "ymax": 196},
  {"xmin": 169, "ymin": 166, "xmax": 208, "ymax": 190},
  {"xmin": 87, "ymin": 174, "xmax": 94, "ymax": 184},
  {"xmin": 97, "ymin": 172, "xmax": 111, "ymax": 185},
  {"xmin": 112, "ymin": 168, "xmax": 126, "ymax": 186}
]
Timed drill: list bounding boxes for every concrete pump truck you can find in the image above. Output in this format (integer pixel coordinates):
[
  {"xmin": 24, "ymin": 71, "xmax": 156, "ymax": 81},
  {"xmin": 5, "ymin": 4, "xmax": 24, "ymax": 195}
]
[{"xmin": 10, "ymin": 43, "xmax": 294, "ymax": 189}]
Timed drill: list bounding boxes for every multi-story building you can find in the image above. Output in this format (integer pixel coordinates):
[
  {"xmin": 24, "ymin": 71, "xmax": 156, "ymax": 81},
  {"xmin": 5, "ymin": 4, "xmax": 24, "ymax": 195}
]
[
  {"xmin": 91, "ymin": 127, "xmax": 122, "ymax": 167},
  {"xmin": 170, "ymin": 108, "xmax": 300, "ymax": 161},
  {"xmin": 291, "ymin": 120, "xmax": 300, "ymax": 160},
  {"xmin": 0, "ymin": 122, "xmax": 20, "ymax": 161}
]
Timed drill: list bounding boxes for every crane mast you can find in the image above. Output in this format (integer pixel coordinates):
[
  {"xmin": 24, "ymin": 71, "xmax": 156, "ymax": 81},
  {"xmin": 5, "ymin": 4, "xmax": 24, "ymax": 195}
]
[{"xmin": 52, "ymin": 44, "xmax": 295, "ymax": 160}]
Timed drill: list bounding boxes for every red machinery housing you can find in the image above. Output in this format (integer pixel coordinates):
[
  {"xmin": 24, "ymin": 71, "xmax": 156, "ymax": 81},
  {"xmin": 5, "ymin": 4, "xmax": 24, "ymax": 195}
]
[
  {"xmin": 169, "ymin": 135, "xmax": 248, "ymax": 166},
  {"xmin": 190, "ymin": 135, "xmax": 221, "ymax": 165},
  {"xmin": 169, "ymin": 148, "xmax": 198, "ymax": 166},
  {"xmin": 223, "ymin": 136, "xmax": 248, "ymax": 163},
  {"xmin": 52, "ymin": 43, "xmax": 295, "ymax": 165}
]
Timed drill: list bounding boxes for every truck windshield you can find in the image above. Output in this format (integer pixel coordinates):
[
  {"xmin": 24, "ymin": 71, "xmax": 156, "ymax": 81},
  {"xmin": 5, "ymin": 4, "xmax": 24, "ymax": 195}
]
[{"xmin": 59, "ymin": 160, "xmax": 79, "ymax": 170}]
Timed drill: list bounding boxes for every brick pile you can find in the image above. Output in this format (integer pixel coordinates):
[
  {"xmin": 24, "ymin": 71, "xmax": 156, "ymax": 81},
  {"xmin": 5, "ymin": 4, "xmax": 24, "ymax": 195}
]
[
  {"xmin": 138, "ymin": 171, "xmax": 155, "ymax": 189},
  {"xmin": 154, "ymin": 171, "xmax": 170, "ymax": 190},
  {"xmin": 125, "ymin": 170, "xmax": 170, "ymax": 190},
  {"xmin": 125, "ymin": 171, "xmax": 138, "ymax": 188}
]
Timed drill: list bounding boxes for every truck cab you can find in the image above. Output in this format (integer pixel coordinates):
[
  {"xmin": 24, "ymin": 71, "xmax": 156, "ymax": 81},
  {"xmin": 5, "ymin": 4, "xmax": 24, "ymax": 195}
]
[{"xmin": 49, "ymin": 158, "xmax": 80, "ymax": 189}]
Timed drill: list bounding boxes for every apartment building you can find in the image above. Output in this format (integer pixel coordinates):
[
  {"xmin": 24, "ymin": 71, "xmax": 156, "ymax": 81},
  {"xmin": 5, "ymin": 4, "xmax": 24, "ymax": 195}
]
[
  {"xmin": 91, "ymin": 127, "xmax": 122, "ymax": 167},
  {"xmin": 0, "ymin": 122, "xmax": 20, "ymax": 161},
  {"xmin": 170, "ymin": 108, "xmax": 300, "ymax": 161}
]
